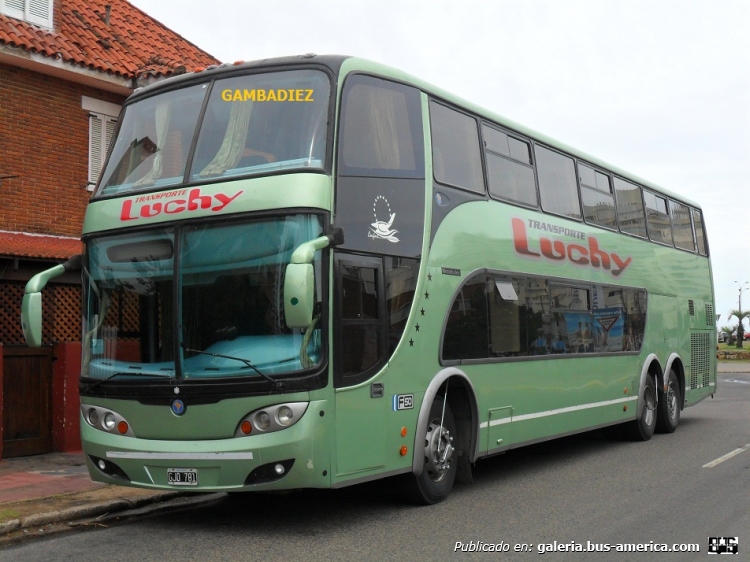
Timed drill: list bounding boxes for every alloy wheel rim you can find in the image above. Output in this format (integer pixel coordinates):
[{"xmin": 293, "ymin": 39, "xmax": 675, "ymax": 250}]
[{"xmin": 424, "ymin": 419, "xmax": 454, "ymax": 482}]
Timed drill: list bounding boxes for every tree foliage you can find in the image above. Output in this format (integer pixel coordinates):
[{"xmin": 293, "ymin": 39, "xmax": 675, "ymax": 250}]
[{"xmin": 728, "ymin": 309, "xmax": 750, "ymax": 348}]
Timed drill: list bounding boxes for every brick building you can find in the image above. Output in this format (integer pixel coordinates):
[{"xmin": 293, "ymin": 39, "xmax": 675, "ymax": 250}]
[{"xmin": 0, "ymin": 0, "xmax": 219, "ymax": 457}]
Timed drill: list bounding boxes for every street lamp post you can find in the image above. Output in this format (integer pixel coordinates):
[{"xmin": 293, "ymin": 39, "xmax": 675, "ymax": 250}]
[{"xmin": 734, "ymin": 281, "xmax": 748, "ymax": 348}]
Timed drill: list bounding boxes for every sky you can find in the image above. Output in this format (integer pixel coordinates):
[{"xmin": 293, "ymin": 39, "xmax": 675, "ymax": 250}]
[{"xmin": 131, "ymin": 0, "xmax": 750, "ymax": 328}]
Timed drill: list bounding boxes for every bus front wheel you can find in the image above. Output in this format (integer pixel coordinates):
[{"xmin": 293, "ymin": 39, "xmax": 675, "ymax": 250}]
[
  {"xmin": 656, "ymin": 369, "xmax": 681, "ymax": 433},
  {"xmin": 402, "ymin": 396, "xmax": 457, "ymax": 504},
  {"xmin": 626, "ymin": 374, "xmax": 657, "ymax": 441}
]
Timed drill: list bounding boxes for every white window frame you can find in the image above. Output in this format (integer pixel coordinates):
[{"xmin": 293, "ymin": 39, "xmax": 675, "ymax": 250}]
[
  {"xmin": 82, "ymin": 96, "xmax": 121, "ymax": 191},
  {"xmin": 0, "ymin": 0, "xmax": 54, "ymax": 29}
]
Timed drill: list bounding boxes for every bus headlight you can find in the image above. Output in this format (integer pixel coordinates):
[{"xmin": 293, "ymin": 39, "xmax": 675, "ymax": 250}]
[
  {"xmin": 255, "ymin": 411, "xmax": 271, "ymax": 431},
  {"xmin": 235, "ymin": 402, "xmax": 308, "ymax": 437},
  {"xmin": 276, "ymin": 406, "xmax": 294, "ymax": 426},
  {"xmin": 81, "ymin": 405, "xmax": 134, "ymax": 437}
]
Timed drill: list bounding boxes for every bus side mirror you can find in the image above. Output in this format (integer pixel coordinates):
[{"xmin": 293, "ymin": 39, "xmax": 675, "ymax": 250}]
[
  {"xmin": 20, "ymin": 254, "xmax": 82, "ymax": 348},
  {"xmin": 284, "ymin": 227, "xmax": 344, "ymax": 329},
  {"xmin": 284, "ymin": 263, "xmax": 314, "ymax": 329},
  {"xmin": 21, "ymin": 292, "xmax": 43, "ymax": 347}
]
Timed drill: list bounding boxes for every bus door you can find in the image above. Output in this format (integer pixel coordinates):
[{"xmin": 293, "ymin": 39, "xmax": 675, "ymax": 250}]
[{"xmin": 333, "ymin": 253, "xmax": 388, "ymax": 476}]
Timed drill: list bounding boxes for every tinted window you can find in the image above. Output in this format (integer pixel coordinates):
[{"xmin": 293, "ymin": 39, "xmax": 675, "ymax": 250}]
[
  {"xmin": 444, "ymin": 273, "xmax": 648, "ymax": 360},
  {"xmin": 643, "ymin": 190, "xmax": 673, "ymax": 246},
  {"xmin": 483, "ymin": 124, "xmax": 537, "ymax": 207},
  {"xmin": 443, "ymin": 275, "xmax": 488, "ymax": 360},
  {"xmin": 430, "ymin": 102, "xmax": 484, "ymax": 193},
  {"xmin": 189, "ymin": 70, "xmax": 330, "ymax": 181},
  {"xmin": 99, "ymin": 85, "xmax": 206, "ymax": 194},
  {"xmin": 693, "ymin": 209, "xmax": 708, "ymax": 255},
  {"xmin": 579, "ymin": 163, "xmax": 616, "ymax": 229},
  {"xmin": 385, "ymin": 257, "xmax": 420, "ymax": 354},
  {"xmin": 535, "ymin": 145, "xmax": 581, "ymax": 220},
  {"xmin": 488, "ymin": 277, "xmax": 545, "ymax": 356},
  {"xmin": 338, "ymin": 75, "xmax": 424, "ymax": 178},
  {"xmin": 670, "ymin": 201, "xmax": 695, "ymax": 251},
  {"xmin": 340, "ymin": 263, "xmax": 382, "ymax": 377},
  {"xmin": 614, "ymin": 177, "xmax": 647, "ymax": 238},
  {"xmin": 487, "ymin": 276, "xmax": 646, "ymax": 357}
]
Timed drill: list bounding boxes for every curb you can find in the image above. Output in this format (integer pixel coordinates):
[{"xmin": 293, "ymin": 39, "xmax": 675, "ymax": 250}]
[{"xmin": 0, "ymin": 491, "xmax": 183, "ymax": 535}]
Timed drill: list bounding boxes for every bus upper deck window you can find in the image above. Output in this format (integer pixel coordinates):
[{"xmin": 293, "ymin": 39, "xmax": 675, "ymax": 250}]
[
  {"xmin": 430, "ymin": 102, "xmax": 483, "ymax": 193},
  {"xmin": 338, "ymin": 75, "xmax": 424, "ymax": 179}
]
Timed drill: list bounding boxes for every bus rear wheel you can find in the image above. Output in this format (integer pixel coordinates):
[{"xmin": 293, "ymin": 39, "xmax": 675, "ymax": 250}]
[
  {"xmin": 401, "ymin": 396, "xmax": 457, "ymax": 505},
  {"xmin": 625, "ymin": 374, "xmax": 656, "ymax": 441},
  {"xmin": 656, "ymin": 369, "xmax": 681, "ymax": 433}
]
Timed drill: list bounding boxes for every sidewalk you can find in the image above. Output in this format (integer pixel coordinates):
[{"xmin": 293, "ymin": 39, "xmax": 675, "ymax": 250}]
[{"xmin": 0, "ymin": 451, "xmax": 222, "ymax": 544}]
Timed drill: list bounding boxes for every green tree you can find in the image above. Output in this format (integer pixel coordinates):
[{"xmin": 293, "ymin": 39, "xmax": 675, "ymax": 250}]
[
  {"xmin": 728, "ymin": 310, "xmax": 750, "ymax": 348},
  {"xmin": 720, "ymin": 325, "xmax": 734, "ymax": 343}
]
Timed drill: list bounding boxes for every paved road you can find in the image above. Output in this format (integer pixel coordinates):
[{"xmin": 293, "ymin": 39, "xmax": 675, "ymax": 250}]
[{"xmin": 2, "ymin": 370, "xmax": 748, "ymax": 562}]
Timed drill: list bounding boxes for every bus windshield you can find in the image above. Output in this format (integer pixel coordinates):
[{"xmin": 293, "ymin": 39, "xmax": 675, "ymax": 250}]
[
  {"xmin": 82, "ymin": 214, "xmax": 324, "ymax": 384},
  {"xmin": 97, "ymin": 69, "xmax": 331, "ymax": 196}
]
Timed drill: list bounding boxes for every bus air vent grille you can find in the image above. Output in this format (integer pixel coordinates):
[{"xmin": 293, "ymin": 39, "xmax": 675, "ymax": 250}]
[
  {"xmin": 690, "ymin": 331, "xmax": 711, "ymax": 390},
  {"xmin": 688, "ymin": 300, "xmax": 695, "ymax": 316},
  {"xmin": 704, "ymin": 303, "xmax": 714, "ymax": 326}
]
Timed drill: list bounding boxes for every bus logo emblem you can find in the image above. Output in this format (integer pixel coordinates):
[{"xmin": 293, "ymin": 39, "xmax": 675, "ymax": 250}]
[
  {"xmin": 171, "ymin": 399, "xmax": 186, "ymax": 416},
  {"xmin": 393, "ymin": 394, "xmax": 414, "ymax": 411},
  {"xmin": 369, "ymin": 195, "xmax": 400, "ymax": 243}
]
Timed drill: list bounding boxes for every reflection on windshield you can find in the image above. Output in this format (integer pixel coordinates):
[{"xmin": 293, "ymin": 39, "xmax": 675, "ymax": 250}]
[
  {"xmin": 98, "ymin": 85, "xmax": 207, "ymax": 194},
  {"xmin": 82, "ymin": 215, "xmax": 324, "ymax": 384},
  {"xmin": 96, "ymin": 69, "xmax": 330, "ymax": 196}
]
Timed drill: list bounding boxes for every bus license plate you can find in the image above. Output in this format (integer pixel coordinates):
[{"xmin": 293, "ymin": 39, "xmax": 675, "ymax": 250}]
[{"xmin": 167, "ymin": 468, "xmax": 198, "ymax": 486}]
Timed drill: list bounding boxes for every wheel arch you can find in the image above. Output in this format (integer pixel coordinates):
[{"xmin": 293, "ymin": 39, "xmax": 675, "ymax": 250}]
[{"xmin": 412, "ymin": 367, "xmax": 479, "ymax": 476}]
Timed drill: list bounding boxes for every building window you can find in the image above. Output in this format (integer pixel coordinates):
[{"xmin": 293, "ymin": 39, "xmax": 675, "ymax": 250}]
[
  {"xmin": 88, "ymin": 114, "xmax": 117, "ymax": 190},
  {"xmin": 0, "ymin": 0, "xmax": 54, "ymax": 29},
  {"xmin": 82, "ymin": 96, "xmax": 121, "ymax": 191}
]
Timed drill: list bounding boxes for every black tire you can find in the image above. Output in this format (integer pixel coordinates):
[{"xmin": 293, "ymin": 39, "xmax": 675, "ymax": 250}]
[
  {"xmin": 625, "ymin": 374, "xmax": 657, "ymax": 441},
  {"xmin": 656, "ymin": 369, "xmax": 681, "ymax": 433},
  {"xmin": 400, "ymin": 396, "xmax": 457, "ymax": 505}
]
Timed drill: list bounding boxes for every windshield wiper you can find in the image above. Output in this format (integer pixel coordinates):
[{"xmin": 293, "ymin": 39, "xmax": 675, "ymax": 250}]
[
  {"xmin": 181, "ymin": 345, "xmax": 283, "ymax": 390},
  {"xmin": 83, "ymin": 371, "xmax": 173, "ymax": 393}
]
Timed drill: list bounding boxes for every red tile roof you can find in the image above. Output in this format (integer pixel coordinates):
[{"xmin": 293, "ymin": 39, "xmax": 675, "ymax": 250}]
[
  {"xmin": 0, "ymin": 231, "xmax": 82, "ymax": 260},
  {"xmin": 0, "ymin": 0, "xmax": 219, "ymax": 79}
]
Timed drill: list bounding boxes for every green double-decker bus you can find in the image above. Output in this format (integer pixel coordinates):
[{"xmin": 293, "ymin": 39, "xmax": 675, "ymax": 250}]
[{"xmin": 22, "ymin": 55, "xmax": 716, "ymax": 503}]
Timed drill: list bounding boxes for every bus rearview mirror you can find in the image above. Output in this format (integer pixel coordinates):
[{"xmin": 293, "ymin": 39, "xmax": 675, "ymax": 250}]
[
  {"xmin": 284, "ymin": 263, "xmax": 314, "ymax": 329},
  {"xmin": 21, "ymin": 292, "xmax": 43, "ymax": 348}
]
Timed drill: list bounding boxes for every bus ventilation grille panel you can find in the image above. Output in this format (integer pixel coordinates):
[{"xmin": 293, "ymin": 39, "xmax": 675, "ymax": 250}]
[
  {"xmin": 704, "ymin": 303, "xmax": 714, "ymax": 326},
  {"xmin": 690, "ymin": 331, "xmax": 711, "ymax": 390}
]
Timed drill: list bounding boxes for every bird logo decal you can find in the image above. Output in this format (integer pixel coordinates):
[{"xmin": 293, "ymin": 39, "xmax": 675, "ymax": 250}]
[{"xmin": 368, "ymin": 195, "xmax": 400, "ymax": 243}]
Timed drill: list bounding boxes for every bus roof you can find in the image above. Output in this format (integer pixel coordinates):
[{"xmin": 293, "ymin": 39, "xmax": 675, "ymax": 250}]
[{"xmin": 128, "ymin": 54, "xmax": 701, "ymax": 210}]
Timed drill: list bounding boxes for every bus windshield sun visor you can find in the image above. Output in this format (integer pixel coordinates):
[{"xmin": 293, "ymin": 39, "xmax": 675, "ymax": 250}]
[{"xmin": 495, "ymin": 280, "xmax": 518, "ymax": 301}]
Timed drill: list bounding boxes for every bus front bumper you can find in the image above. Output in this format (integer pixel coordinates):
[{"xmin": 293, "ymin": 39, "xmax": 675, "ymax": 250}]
[{"xmin": 81, "ymin": 400, "xmax": 331, "ymax": 492}]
